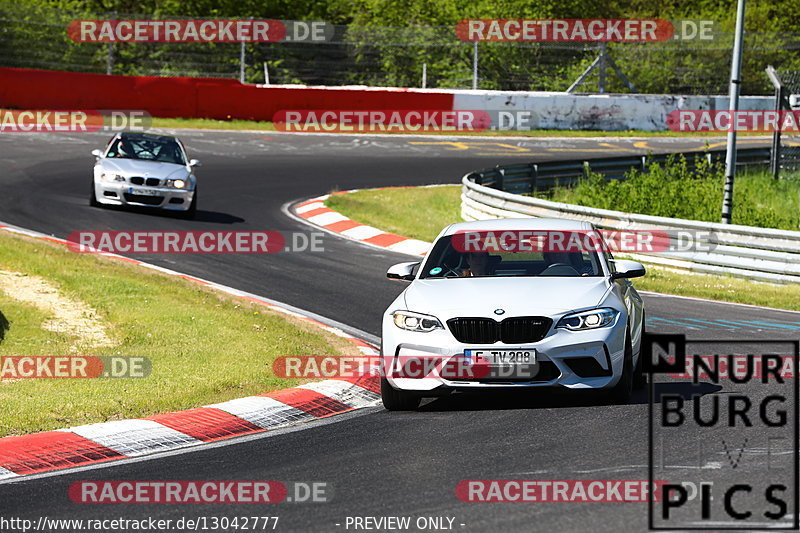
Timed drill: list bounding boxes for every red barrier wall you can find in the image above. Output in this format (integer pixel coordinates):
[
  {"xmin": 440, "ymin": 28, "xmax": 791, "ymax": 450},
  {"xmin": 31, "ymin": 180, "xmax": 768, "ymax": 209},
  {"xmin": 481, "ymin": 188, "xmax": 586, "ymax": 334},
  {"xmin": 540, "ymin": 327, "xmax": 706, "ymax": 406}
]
[{"xmin": 0, "ymin": 67, "xmax": 454, "ymax": 120}]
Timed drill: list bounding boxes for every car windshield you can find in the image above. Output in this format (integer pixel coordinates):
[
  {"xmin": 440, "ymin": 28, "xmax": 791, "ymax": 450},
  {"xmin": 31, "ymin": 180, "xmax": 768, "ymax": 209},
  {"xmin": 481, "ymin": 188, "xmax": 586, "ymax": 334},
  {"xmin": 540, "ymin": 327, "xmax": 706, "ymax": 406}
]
[
  {"xmin": 420, "ymin": 235, "xmax": 604, "ymax": 278},
  {"xmin": 106, "ymin": 137, "xmax": 185, "ymax": 165}
]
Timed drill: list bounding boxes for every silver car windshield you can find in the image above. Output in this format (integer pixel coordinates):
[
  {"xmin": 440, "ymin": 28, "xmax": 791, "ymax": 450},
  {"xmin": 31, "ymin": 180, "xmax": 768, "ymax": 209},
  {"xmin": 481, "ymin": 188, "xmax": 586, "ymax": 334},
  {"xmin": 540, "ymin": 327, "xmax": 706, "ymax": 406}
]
[
  {"xmin": 106, "ymin": 137, "xmax": 185, "ymax": 165},
  {"xmin": 420, "ymin": 235, "xmax": 604, "ymax": 278}
]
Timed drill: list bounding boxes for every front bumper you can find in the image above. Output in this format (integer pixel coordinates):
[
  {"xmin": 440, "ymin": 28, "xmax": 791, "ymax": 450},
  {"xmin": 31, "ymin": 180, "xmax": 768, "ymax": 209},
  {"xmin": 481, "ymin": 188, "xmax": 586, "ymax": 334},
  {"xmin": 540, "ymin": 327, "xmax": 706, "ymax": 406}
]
[
  {"xmin": 94, "ymin": 181, "xmax": 194, "ymax": 211},
  {"xmin": 382, "ymin": 319, "xmax": 626, "ymax": 392}
]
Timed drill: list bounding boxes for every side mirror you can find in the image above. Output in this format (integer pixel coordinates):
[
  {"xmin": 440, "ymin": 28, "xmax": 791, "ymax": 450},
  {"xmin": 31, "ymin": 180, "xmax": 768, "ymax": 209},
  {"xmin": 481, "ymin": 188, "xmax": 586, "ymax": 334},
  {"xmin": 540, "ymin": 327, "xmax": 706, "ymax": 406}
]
[
  {"xmin": 189, "ymin": 159, "xmax": 201, "ymax": 167},
  {"xmin": 91, "ymin": 149, "xmax": 103, "ymax": 158},
  {"xmin": 610, "ymin": 259, "xmax": 646, "ymax": 280},
  {"xmin": 387, "ymin": 262, "xmax": 419, "ymax": 282}
]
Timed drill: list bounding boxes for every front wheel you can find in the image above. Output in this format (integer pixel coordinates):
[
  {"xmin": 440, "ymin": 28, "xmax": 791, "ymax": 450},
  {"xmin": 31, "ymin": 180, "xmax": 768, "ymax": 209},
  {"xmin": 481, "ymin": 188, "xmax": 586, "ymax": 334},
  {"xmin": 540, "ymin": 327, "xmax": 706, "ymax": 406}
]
[
  {"xmin": 608, "ymin": 329, "xmax": 634, "ymax": 404},
  {"xmin": 381, "ymin": 378, "xmax": 421, "ymax": 411},
  {"xmin": 89, "ymin": 181, "xmax": 100, "ymax": 207},
  {"xmin": 633, "ymin": 314, "xmax": 646, "ymax": 390},
  {"xmin": 178, "ymin": 190, "xmax": 197, "ymax": 220}
]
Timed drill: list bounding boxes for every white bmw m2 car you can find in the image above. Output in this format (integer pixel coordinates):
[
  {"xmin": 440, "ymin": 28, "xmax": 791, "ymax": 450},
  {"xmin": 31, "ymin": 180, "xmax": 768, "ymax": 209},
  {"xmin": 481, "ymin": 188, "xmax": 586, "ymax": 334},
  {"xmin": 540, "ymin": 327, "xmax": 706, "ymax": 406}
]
[
  {"xmin": 381, "ymin": 218, "xmax": 646, "ymax": 410},
  {"xmin": 90, "ymin": 132, "xmax": 199, "ymax": 218}
]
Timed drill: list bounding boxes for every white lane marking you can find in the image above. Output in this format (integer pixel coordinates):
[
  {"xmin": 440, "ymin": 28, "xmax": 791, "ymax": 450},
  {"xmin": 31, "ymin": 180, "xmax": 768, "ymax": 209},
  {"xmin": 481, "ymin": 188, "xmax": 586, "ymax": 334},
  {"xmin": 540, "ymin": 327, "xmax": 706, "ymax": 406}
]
[
  {"xmin": 298, "ymin": 380, "xmax": 381, "ymax": 408},
  {"xmin": 295, "ymin": 201, "xmax": 326, "ymax": 214},
  {"xmin": 341, "ymin": 225, "xmax": 384, "ymax": 240},
  {"xmin": 0, "ymin": 466, "xmax": 19, "ymax": 480},
  {"xmin": 386, "ymin": 239, "xmax": 429, "ymax": 256},
  {"xmin": 207, "ymin": 396, "xmax": 311, "ymax": 428},
  {"xmin": 64, "ymin": 420, "xmax": 201, "ymax": 457},
  {"xmin": 308, "ymin": 211, "xmax": 349, "ymax": 226},
  {"xmin": 357, "ymin": 345, "xmax": 378, "ymax": 355}
]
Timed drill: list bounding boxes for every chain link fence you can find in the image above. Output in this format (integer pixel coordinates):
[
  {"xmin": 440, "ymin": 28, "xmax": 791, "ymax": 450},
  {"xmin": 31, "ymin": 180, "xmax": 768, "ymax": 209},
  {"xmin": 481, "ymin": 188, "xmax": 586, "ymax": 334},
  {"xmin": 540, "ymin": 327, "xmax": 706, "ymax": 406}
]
[
  {"xmin": 2, "ymin": 2, "xmax": 800, "ymax": 95},
  {"xmin": 767, "ymin": 67, "xmax": 800, "ymax": 177}
]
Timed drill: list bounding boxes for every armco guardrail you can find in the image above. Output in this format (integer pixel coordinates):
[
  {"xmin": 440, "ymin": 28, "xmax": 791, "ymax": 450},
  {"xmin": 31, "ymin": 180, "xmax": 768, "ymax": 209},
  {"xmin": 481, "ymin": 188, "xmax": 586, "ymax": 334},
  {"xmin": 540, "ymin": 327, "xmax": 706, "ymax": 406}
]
[
  {"xmin": 466, "ymin": 147, "xmax": 771, "ymax": 194},
  {"xmin": 461, "ymin": 148, "xmax": 800, "ymax": 283}
]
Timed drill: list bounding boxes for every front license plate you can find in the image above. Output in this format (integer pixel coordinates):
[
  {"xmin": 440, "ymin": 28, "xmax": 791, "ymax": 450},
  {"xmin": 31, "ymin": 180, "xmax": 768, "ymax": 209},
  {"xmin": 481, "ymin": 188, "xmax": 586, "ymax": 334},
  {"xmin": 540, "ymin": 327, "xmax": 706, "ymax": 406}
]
[
  {"xmin": 128, "ymin": 187, "xmax": 161, "ymax": 196},
  {"xmin": 465, "ymin": 349, "xmax": 536, "ymax": 365}
]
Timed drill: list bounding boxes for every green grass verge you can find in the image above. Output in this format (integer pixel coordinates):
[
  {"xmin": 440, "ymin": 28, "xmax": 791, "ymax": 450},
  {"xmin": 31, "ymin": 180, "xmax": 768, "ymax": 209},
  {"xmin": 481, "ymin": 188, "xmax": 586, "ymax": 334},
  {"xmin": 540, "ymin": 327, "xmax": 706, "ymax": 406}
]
[
  {"xmin": 0, "ymin": 231, "xmax": 355, "ymax": 437},
  {"xmin": 327, "ymin": 186, "xmax": 462, "ymax": 242},
  {"xmin": 544, "ymin": 161, "xmax": 800, "ymax": 230},
  {"xmin": 150, "ymin": 117, "xmax": 764, "ymax": 138},
  {"xmin": 324, "ymin": 185, "xmax": 800, "ymax": 312}
]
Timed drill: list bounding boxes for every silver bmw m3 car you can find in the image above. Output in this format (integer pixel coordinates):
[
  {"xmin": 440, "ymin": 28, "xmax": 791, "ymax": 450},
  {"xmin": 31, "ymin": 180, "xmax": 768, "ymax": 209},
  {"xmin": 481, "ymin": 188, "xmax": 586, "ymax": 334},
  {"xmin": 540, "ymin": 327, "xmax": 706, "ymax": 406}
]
[{"xmin": 90, "ymin": 132, "xmax": 200, "ymax": 218}]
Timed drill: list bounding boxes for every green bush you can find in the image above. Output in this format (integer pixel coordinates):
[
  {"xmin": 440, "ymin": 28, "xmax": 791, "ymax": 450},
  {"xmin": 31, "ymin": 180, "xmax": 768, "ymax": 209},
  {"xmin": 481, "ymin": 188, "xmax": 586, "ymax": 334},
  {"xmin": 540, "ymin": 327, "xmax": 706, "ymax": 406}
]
[{"xmin": 546, "ymin": 155, "xmax": 800, "ymax": 230}]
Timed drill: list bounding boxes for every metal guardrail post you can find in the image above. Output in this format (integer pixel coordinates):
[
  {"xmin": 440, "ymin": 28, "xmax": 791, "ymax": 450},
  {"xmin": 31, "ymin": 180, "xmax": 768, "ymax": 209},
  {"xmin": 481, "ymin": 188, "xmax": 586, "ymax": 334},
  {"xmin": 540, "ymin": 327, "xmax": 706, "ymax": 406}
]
[{"xmin": 530, "ymin": 163, "xmax": 539, "ymax": 193}]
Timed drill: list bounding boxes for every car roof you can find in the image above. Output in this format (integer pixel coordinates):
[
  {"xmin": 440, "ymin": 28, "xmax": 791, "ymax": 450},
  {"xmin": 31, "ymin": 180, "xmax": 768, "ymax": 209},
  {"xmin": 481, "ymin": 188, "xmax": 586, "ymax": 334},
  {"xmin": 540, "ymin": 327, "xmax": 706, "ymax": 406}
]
[
  {"xmin": 439, "ymin": 218, "xmax": 594, "ymax": 236},
  {"xmin": 118, "ymin": 132, "xmax": 179, "ymax": 143}
]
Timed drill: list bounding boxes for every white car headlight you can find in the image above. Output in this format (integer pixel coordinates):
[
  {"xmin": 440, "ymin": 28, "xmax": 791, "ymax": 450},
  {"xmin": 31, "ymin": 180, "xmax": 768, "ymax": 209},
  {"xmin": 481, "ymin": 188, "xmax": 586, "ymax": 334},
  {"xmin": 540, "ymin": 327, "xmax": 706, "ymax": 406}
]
[
  {"xmin": 556, "ymin": 308, "xmax": 617, "ymax": 331},
  {"xmin": 166, "ymin": 178, "xmax": 187, "ymax": 189},
  {"xmin": 392, "ymin": 311, "xmax": 443, "ymax": 332},
  {"xmin": 100, "ymin": 173, "xmax": 125, "ymax": 182}
]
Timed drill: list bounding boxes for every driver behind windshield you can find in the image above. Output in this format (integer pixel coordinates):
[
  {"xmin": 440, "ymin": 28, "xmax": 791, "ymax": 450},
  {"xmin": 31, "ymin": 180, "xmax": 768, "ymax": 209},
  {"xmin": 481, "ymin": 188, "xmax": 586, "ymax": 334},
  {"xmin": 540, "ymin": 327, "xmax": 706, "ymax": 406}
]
[
  {"xmin": 109, "ymin": 138, "xmax": 134, "ymax": 158},
  {"xmin": 461, "ymin": 252, "xmax": 493, "ymax": 277},
  {"xmin": 543, "ymin": 251, "xmax": 591, "ymax": 276}
]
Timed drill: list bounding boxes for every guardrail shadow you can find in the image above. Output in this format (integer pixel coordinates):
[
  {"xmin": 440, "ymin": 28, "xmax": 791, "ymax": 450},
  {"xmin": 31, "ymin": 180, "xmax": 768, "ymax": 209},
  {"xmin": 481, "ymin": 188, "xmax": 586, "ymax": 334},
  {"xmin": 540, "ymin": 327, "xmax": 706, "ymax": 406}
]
[{"xmin": 416, "ymin": 381, "xmax": 722, "ymax": 412}]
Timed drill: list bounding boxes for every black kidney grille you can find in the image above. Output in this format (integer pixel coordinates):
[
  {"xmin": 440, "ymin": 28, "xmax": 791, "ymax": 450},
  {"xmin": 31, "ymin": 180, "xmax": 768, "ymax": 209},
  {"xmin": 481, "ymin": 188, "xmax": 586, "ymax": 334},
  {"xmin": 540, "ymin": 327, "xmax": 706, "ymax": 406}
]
[
  {"xmin": 501, "ymin": 316, "xmax": 551, "ymax": 343},
  {"xmin": 448, "ymin": 318, "xmax": 497, "ymax": 344},
  {"xmin": 130, "ymin": 176, "xmax": 144, "ymax": 185},
  {"xmin": 447, "ymin": 316, "xmax": 551, "ymax": 344}
]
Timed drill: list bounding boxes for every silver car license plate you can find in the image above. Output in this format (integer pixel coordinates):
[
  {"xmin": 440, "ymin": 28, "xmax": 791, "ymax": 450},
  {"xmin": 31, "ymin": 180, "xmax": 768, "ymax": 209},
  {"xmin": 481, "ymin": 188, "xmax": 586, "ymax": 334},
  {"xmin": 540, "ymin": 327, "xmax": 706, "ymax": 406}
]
[
  {"xmin": 465, "ymin": 349, "xmax": 536, "ymax": 365},
  {"xmin": 128, "ymin": 187, "xmax": 161, "ymax": 196}
]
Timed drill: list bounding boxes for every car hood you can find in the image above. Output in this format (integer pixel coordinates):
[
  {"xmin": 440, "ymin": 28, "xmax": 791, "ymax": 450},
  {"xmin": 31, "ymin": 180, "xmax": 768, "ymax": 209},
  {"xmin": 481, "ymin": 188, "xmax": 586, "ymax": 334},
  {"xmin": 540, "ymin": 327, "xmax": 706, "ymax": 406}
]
[
  {"xmin": 99, "ymin": 158, "xmax": 188, "ymax": 178},
  {"xmin": 402, "ymin": 277, "xmax": 612, "ymax": 319}
]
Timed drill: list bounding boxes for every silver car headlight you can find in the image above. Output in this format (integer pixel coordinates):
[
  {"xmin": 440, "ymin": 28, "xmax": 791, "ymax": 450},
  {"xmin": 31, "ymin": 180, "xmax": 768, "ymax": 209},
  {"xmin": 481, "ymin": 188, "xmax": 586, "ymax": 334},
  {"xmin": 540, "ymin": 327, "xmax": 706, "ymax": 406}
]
[
  {"xmin": 392, "ymin": 311, "xmax": 443, "ymax": 332},
  {"xmin": 166, "ymin": 178, "xmax": 187, "ymax": 189},
  {"xmin": 100, "ymin": 173, "xmax": 125, "ymax": 182},
  {"xmin": 556, "ymin": 308, "xmax": 617, "ymax": 331}
]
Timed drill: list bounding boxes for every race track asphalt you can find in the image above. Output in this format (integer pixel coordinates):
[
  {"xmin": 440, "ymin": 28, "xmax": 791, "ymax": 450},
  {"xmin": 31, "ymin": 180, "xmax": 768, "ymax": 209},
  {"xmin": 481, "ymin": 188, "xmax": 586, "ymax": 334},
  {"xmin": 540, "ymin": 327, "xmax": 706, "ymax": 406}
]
[{"xmin": 0, "ymin": 130, "xmax": 798, "ymax": 532}]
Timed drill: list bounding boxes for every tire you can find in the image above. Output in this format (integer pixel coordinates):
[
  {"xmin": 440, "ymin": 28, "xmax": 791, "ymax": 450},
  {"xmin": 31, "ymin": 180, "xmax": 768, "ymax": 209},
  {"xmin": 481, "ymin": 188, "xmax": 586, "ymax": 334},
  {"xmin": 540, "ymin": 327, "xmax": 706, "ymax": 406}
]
[
  {"xmin": 381, "ymin": 378, "xmax": 421, "ymax": 411},
  {"xmin": 89, "ymin": 181, "xmax": 100, "ymax": 207},
  {"xmin": 633, "ymin": 314, "xmax": 646, "ymax": 390},
  {"xmin": 609, "ymin": 329, "xmax": 634, "ymax": 404},
  {"xmin": 179, "ymin": 190, "xmax": 197, "ymax": 220}
]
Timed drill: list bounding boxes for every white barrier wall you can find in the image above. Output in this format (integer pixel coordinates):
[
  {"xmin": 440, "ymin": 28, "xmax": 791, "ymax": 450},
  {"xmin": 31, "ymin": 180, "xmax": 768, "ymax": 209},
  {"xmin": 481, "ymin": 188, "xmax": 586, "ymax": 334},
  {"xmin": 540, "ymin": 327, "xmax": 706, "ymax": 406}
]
[{"xmin": 452, "ymin": 91, "xmax": 774, "ymax": 131}]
